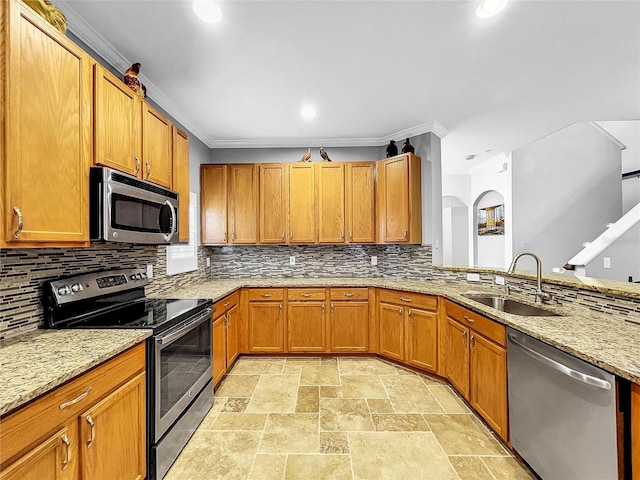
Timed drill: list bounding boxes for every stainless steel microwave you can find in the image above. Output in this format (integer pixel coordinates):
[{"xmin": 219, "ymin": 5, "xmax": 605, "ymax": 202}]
[{"xmin": 90, "ymin": 167, "xmax": 179, "ymax": 244}]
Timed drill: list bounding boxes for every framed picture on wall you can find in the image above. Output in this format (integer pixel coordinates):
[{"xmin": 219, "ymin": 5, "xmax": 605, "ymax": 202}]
[{"xmin": 478, "ymin": 204, "xmax": 505, "ymax": 235}]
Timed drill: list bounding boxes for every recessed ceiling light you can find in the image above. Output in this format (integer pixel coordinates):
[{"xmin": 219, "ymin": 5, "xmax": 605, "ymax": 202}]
[
  {"xmin": 465, "ymin": 154, "xmax": 477, "ymax": 161},
  {"xmin": 193, "ymin": 0, "xmax": 223, "ymax": 24},
  {"xmin": 477, "ymin": 0, "xmax": 508, "ymax": 18},
  {"xmin": 300, "ymin": 105, "xmax": 317, "ymax": 120}
]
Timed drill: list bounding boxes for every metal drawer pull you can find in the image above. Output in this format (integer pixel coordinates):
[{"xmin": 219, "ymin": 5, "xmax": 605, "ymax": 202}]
[
  {"xmin": 508, "ymin": 334, "xmax": 612, "ymax": 390},
  {"xmin": 135, "ymin": 156, "xmax": 141, "ymax": 175},
  {"xmin": 463, "ymin": 315, "xmax": 475, "ymax": 324},
  {"xmin": 343, "ymin": 293, "xmax": 354, "ymax": 297},
  {"xmin": 86, "ymin": 415, "xmax": 95, "ymax": 447},
  {"xmin": 223, "ymin": 302, "xmax": 230, "ymax": 307},
  {"xmin": 61, "ymin": 433, "xmax": 70, "ymax": 469},
  {"xmin": 12, "ymin": 207, "xmax": 23, "ymax": 239},
  {"xmin": 300, "ymin": 293, "xmax": 312, "ymax": 297},
  {"xmin": 400, "ymin": 297, "xmax": 412, "ymax": 302},
  {"xmin": 260, "ymin": 293, "xmax": 272, "ymax": 297},
  {"xmin": 145, "ymin": 161, "xmax": 151, "ymax": 179},
  {"xmin": 59, "ymin": 386, "xmax": 92, "ymax": 409}
]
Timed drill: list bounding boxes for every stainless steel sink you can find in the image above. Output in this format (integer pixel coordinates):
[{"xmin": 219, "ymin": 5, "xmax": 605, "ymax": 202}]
[{"xmin": 463, "ymin": 294, "xmax": 561, "ymax": 316}]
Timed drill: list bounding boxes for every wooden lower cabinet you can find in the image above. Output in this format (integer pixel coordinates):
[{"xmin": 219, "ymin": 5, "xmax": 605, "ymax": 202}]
[
  {"xmin": 406, "ymin": 307, "xmax": 438, "ymax": 371},
  {"xmin": 212, "ymin": 313, "xmax": 227, "ymax": 385},
  {"xmin": 288, "ymin": 302, "xmax": 326, "ymax": 352},
  {"xmin": 378, "ymin": 302, "xmax": 405, "ymax": 361},
  {"xmin": 330, "ymin": 301, "xmax": 369, "ymax": 352},
  {"xmin": 226, "ymin": 304, "xmax": 240, "ymax": 366},
  {"xmin": 446, "ymin": 318, "xmax": 470, "ymax": 398},
  {"xmin": 0, "ymin": 344, "xmax": 146, "ymax": 480},
  {"xmin": 212, "ymin": 293, "xmax": 240, "ymax": 386},
  {"xmin": 632, "ymin": 383, "xmax": 640, "ymax": 478},
  {"xmin": 248, "ymin": 301, "xmax": 285, "ymax": 352}
]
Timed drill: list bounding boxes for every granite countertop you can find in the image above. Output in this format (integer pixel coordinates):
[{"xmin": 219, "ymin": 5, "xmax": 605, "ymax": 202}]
[
  {"xmin": 0, "ymin": 329, "xmax": 151, "ymax": 416},
  {"xmin": 154, "ymin": 277, "xmax": 640, "ymax": 384}
]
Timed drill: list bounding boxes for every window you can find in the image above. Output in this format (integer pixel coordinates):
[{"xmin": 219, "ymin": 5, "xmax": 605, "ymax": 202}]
[{"xmin": 166, "ymin": 192, "xmax": 198, "ymax": 275}]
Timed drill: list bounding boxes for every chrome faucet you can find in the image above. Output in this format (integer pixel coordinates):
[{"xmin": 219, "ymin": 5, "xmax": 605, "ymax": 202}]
[{"xmin": 507, "ymin": 252, "xmax": 552, "ymax": 303}]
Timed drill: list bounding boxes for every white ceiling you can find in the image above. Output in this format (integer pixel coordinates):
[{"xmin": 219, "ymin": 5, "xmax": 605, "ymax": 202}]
[{"xmin": 56, "ymin": 0, "xmax": 640, "ymax": 174}]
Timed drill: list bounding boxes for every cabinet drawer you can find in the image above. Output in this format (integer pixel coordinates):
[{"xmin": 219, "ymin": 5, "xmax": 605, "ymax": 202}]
[
  {"xmin": 248, "ymin": 288, "xmax": 284, "ymax": 301},
  {"xmin": 0, "ymin": 343, "xmax": 145, "ymax": 466},
  {"xmin": 213, "ymin": 291, "xmax": 239, "ymax": 314},
  {"xmin": 445, "ymin": 300, "xmax": 505, "ymax": 346},
  {"xmin": 378, "ymin": 289, "xmax": 437, "ymax": 311},
  {"xmin": 288, "ymin": 288, "xmax": 326, "ymax": 301},
  {"xmin": 330, "ymin": 288, "xmax": 369, "ymax": 301}
]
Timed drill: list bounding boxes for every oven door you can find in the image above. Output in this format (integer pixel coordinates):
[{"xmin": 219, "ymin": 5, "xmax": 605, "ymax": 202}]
[{"xmin": 153, "ymin": 308, "xmax": 213, "ymax": 442}]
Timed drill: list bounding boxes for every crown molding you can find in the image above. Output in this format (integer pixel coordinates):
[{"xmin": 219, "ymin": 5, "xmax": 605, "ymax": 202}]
[{"xmin": 57, "ymin": 1, "xmax": 448, "ymax": 150}]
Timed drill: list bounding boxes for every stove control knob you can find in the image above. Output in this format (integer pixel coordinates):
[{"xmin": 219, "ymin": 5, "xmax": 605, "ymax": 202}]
[
  {"xmin": 71, "ymin": 283, "xmax": 83, "ymax": 293},
  {"xmin": 130, "ymin": 274, "xmax": 137, "ymax": 280},
  {"xmin": 140, "ymin": 273, "xmax": 147, "ymax": 279},
  {"xmin": 58, "ymin": 285, "xmax": 71, "ymax": 296}
]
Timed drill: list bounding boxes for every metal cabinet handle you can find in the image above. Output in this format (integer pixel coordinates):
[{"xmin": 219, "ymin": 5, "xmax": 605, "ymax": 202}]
[
  {"xmin": 470, "ymin": 334, "xmax": 475, "ymax": 350},
  {"xmin": 135, "ymin": 156, "xmax": 141, "ymax": 175},
  {"xmin": 349, "ymin": 230, "xmax": 353, "ymax": 241},
  {"xmin": 322, "ymin": 304, "xmax": 325, "ymax": 313},
  {"xmin": 300, "ymin": 293, "xmax": 312, "ymax": 298},
  {"xmin": 231, "ymin": 231, "xmax": 235, "ymax": 242},
  {"xmin": 463, "ymin": 315, "xmax": 475, "ymax": 324},
  {"xmin": 404, "ymin": 229, "xmax": 408, "ymax": 239},
  {"xmin": 224, "ymin": 232, "xmax": 227, "ymax": 242},
  {"xmin": 279, "ymin": 303, "xmax": 283, "ymax": 313},
  {"xmin": 331, "ymin": 303, "xmax": 334, "ymax": 313},
  {"xmin": 59, "ymin": 386, "xmax": 91, "ymax": 409},
  {"xmin": 398, "ymin": 307, "xmax": 403, "ymax": 317},
  {"xmin": 462, "ymin": 330, "xmax": 467, "ymax": 346},
  {"xmin": 86, "ymin": 415, "xmax": 95, "ymax": 447},
  {"xmin": 12, "ymin": 207, "xmax": 23, "ymax": 239},
  {"xmin": 400, "ymin": 297, "xmax": 412, "ymax": 303},
  {"xmin": 281, "ymin": 231, "xmax": 285, "ymax": 242},
  {"xmin": 145, "ymin": 161, "xmax": 151, "ymax": 179},
  {"xmin": 61, "ymin": 433, "xmax": 71, "ymax": 470},
  {"xmin": 343, "ymin": 293, "xmax": 354, "ymax": 297},
  {"xmin": 341, "ymin": 230, "xmax": 344, "ymax": 239},
  {"xmin": 408, "ymin": 309, "xmax": 413, "ymax": 323},
  {"xmin": 261, "ymin": 293, "xmax": 272, "ymax": 297}
]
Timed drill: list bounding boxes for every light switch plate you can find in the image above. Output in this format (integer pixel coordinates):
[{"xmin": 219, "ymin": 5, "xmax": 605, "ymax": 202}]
[
  {"xmin": 495, "ymin": 275, "xmax": 505, "ymax": 285},
  {"xmin": 206, "ymin": 258, "xmax": 211, "ymax": 267},
  {"xmin": 371, "ymin": 256, "xmax": 378, "ymax": 266},
  {"xmin": 289, "ymin": 256, "xmax": 296, "ymax": 266},
  {"xmin": 146, "ymin": 264, "xmax": 153, "ymax": 279},
  {"xmin": 604, "ymin": 257, "xmax": 611, "ymax": 269},
  {"xmin": 467, "ymin": 273, "xmax": 480, "ymax": 282}
]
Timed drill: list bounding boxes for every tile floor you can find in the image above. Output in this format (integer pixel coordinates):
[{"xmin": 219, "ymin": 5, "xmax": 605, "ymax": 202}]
[{"xmin": 165, "ymin": 356, "xmax": 536, "ymax": 480}]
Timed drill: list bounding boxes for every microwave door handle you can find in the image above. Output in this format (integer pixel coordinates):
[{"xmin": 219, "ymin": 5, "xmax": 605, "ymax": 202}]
[{"xmin": 163, "ymin": 200, "xmax": 177, "ymax": 241}]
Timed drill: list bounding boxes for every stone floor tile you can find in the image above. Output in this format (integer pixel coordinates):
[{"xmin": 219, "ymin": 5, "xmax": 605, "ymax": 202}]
[
  {"xmin": 366, "ymin": 398, "xmax": 395, "ymax": 413},
  {"xmin": 164, "ymin": 430, "xmax": 261, "ymax": 480},
  {"xmin": 319, "ymin": 431, "xmax": 349, "ymax": 454},
  {"xmin": 320, "ymin": 385, "xmax": 343, "ymax": 398},
  {"xmin": 246, "ymin": 375, "xmax": 299, "ymax": 413},
  {"xmin": 286, "ymin": 357, "xmax": 321, "ymax": 365},
  {"xmin": 349, "ymin": 431, "xmax": 458, "ymax": 480},
  {"xmin": 482, "ymin": 456, "xmax": 538, "ymax": 480},
  {"xmin": 295, "ymin": 385, "xmax": 320, "ymax": 413},
  {"xmin": 338, "ymin": 357, "xmax": 397, "ymax": 375},
  {"xmin": 448, "ymin": 456, "xmax": 494, "ymax": 480},
  {"xmin": 285, "ymin": 454, "xmax": 352, "ymax": 480},
  {"xmin": 320, "ymin": 398, "xmax": 374, "ymax": 431},
  {"xmin": 216, "ymin": 374, "xmax": 260, "ymax": 398},
  {"xmin": 259, "ymin": 413, "xmax": 320, "ymax": 454},
  {"xmin": 371, "ymin": 413, "xmax": 430, "ymax": 432},
  {"xmin": 394, "ymin": 364, "xmax": 419, "ymax": 375},
  {"xmin": 381, "ymin": 375, "xmax": 445, "ymax": 413},
  {"xmin": 249, "ymin": 454, "xmax": 287, "ymax": 480},
  {"xmin": 198, "ymin": 396, "xmax": 227, "ymax": 429},
  {"xmin": 229, "ymin": 358, "xmax": 285, "ymax": 375},
  {"xmin": 300, "ymin": 365, "xmax": 340, "ymax": 385},
  {"xmin": 321, "ymin": 357, "xmax": 338, "ymax": 365},
  {"xmin": 424, "ymin": 414, "xmax": 506, "ymax": 456},
  {"xmin": 211, "ymin": 413, "xmax": 268, "ymax": 431},
  {"xmin": 341, "ymin": 375, "xmax": 388, "ymax": 399},
  {"xmin": 428, "ymin": 385, "xmax": 471, "ymax": 414},
  {"xmin": 222, "ymin": 397, "xmax": 250, "ymax": 413}
]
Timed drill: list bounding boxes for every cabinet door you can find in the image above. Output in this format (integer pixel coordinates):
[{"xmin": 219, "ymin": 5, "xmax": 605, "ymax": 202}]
[
  {"xmin": 248, "ymin": 302, "xmax": 284, "ymax": 352},
  {"xmin": 228, "ymin": 164, "xmax": 258, "ymax": 244},
  {"xmin": 632, "ymin": 383, "xmax": 640, "ymax": 477},
  {"xmin": 330, "ymin": 302, "xmax": 368, "ymax": 352},
  {"xmin": 379, "ymin": 156, "xmax": 410, "ymax": 242},
  {"xmin": 317, "ymin": 163, "xmax": 345, "ymax": 243},
  {"xmin": 346, "ymin": 163, "xmax": 375, "ymax": 243},
  {"xmin": 172, "ymin": 128, "xmax": 190, "ymax": 242},
  {"xmin": 94, "ymin": 64, "xmax": 141, "ymax": 176},
  {"xmin": 3, "ymin": 3, "xmax": 91, "ymax": 247},
  {"xmin": 213, "ymin": 314, "xmax": 227, "ymax": 385},
  {"xmin": 289, "ymin": 164, "xmax": 316, "ymax": 243},
  {"xmin": 259, "ymin": 164, "xmax": 288, "ymax": 244},
  {"xmin": 0, "ymin": 425, "xmax": 76, "ymax": 480},
  {"xmin": 80, "ymin": 372, "xmax": 146, "ymax": 480},
  {"xmin": 141, "ymin": 103, "xmax": 173, "ymax": 188},
  {"xmin": 201, "ymin": 165, "xmax": 228, "ymax": 244},
  {"xmin": 470, "ymin": 333, "xmax": 508, "ymax": 440},
  {"xmin": 288, "ymin": 302, "xmax": 326, "ymax": 352},
  {"xmin": 446, "ymin": 318, "xmax": 470, "ymax": 400},
  {"xmin": 406, "ymin": 307, "xmax": 438, "ymax": 373},
  {"xmin": 378, "ymin": 302, "xmax": 404, "ymax": 361},
  {"xmin": 226, "ymin": 304, "xmax": 240, "ymax": 367}
]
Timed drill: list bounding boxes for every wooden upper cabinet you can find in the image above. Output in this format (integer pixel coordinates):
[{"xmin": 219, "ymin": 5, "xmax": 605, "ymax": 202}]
[
  {"xmin": 94, "ymin": 64, "xmax": 142, "ymax": 176},
  {"xmin": 317, "ymin": 163, "xmax": 345, "ymax": 243},
  {"xmin": 377, "ymin": 154, "xmax": 422, "ymax": 244},
  {"xmin": 228, "ymin": 165, "xmax": 258, "ymax": 244},
  {"xmin": 201, "ymin": 165, "xmax": 228, "ymax": 244},
  {"xmin": 2, "ymin": 1, "xmax": 91, "ymax": 248},
  {"xmin": 141, "ymin": 103, "xmax": 173, "ymax": 188},
  {"xmin": 347, "ymin": 162, "xmax": 375, "ymax": 243},
  {"xmin": 289, "ymin": 163, "xmax": 316, "ymax": 243},
  {"xmin": 259, "ymin": 164, "xmax": 288, "ymax": 244},
  {"xmin": 172, "ymin": 128, "xmax": 190, "ymax": 242}
]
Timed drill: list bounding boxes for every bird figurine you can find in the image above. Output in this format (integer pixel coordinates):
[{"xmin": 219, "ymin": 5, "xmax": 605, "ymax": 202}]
[
  {"xmin": 386, "ymin": 140, "xmax": 398, "ymax": 158},
  {"xmin": 124, "ymin": 63, "xmax": 147, "ymax": 98},
  {"xmin": 319, "ymin": 146, "xmax": 331, "ymax": 162},
  {"xmin": 401, "ymin": 138, "xmax": 415, "ymax": 154},
  {"xmin": 299, "ymin": 148, "xmax": 311, "ymax": 162}
]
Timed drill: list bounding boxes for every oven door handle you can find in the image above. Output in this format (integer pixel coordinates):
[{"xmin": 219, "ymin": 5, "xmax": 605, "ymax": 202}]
[{"xmin": 157, "ymin": 308, "xmax": 213, "ymax": 346}]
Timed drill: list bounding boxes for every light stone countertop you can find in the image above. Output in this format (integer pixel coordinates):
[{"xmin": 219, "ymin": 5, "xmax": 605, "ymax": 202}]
[
  {"xmin": 153, "ymin": 277, "xmax": 640, "ymax": 384},
  {"xmin": 0, "ymin": 329, "xmax": 151, "ymax": 416}
]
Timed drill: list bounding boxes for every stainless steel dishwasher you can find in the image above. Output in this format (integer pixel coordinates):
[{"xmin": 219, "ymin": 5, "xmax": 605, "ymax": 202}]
[{"xmin": 507, "ymin": 327, "xmax": 618, "ymax": 480}]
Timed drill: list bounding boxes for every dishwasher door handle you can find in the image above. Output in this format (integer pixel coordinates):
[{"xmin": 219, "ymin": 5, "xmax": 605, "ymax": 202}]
[{"xmin": 508, "ymin": 334, "xmax": 612, "ymax": 390}]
